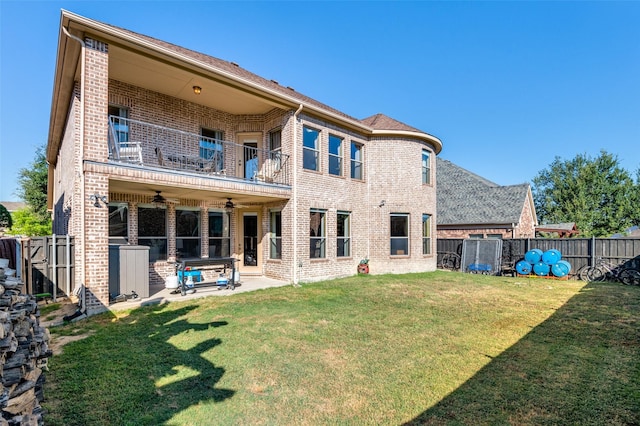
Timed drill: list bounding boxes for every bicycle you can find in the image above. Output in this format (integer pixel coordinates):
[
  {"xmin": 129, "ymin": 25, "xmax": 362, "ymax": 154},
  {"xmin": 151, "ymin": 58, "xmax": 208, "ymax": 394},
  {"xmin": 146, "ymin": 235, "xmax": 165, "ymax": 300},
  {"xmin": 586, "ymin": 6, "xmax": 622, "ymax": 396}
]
[
  {"xmin": 577, "ymin": 257, "xmax": 640, "ymax": 285},
  {"xmin": 439, "ymin": 252, "xmax": 461, "ymax": 271}
]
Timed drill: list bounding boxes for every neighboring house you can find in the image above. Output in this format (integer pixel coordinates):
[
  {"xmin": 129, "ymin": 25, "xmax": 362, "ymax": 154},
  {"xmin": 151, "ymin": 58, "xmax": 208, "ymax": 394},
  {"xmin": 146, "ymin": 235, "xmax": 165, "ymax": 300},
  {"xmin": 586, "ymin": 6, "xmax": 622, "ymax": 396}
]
[
  {"xmin": 47, "ymin": 11, "xmax": 442, "ymax": 314},
  {"xmin": 0, "ymin": 202, "xmax": 26, "ymax": 213},
  {"xmin": 436, "ymin": 158, "xmax": 537, "ymax": 239},
  {"xmin": 535, "ymin": 222, "xmax": 579, "ymax": 238}
]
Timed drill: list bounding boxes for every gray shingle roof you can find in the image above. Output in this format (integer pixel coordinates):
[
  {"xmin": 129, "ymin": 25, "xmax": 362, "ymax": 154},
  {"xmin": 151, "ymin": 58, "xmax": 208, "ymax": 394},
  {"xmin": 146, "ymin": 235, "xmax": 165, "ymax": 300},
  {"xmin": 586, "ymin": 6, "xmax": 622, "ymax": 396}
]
[{"xmin": 436, "ymin": 158, "xmax": 530, "ymax": 225}]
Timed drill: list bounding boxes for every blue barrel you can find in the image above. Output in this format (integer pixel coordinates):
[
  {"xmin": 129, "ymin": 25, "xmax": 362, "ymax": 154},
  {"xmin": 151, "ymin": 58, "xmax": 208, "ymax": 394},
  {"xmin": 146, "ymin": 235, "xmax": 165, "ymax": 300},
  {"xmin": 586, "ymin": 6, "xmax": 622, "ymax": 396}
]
[
  {"xmin": 524, "ymin": 249, "xmax": 543, "ymax": 264},
  {"xmin": 515, "ymin": 260, "xmax": 533, "ymax": 275},
  {"xmin": 542, "ymin": 249, "xmax": 562, "ymax": 265},
  {"xmin": 551, "ymin": 260, "xmax": 572, "ymax": 277},
  {"xmin": 533, "ymin": 261, "xmax": 551, "ymax": 276}
]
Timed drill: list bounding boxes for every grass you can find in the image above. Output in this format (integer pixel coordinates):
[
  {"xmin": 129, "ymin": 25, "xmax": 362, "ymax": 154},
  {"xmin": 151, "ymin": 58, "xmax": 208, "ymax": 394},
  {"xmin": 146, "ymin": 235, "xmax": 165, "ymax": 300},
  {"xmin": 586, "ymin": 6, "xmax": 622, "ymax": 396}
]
[{"xmin": 43, "ymin": 271, "xmax": 640, "ymax": 425}]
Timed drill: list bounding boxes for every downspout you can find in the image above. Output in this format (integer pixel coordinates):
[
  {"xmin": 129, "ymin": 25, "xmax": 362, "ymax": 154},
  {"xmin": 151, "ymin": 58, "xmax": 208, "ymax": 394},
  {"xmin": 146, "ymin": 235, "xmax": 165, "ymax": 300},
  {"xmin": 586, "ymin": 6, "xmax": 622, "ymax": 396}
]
[
  {"xmin": 62, "ymin": 26, "xmax": 87, "ymax": 315},
  {"xmin": 292, "ymin": 104, "xmax": 303, "ymax": 285}
]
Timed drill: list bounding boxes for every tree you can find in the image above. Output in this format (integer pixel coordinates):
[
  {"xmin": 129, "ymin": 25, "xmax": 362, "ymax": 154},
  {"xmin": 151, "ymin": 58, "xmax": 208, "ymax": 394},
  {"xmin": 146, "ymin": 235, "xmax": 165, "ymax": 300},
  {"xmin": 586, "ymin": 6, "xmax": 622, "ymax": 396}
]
[
  {"xmin": 0, "ymin": 204, "xmax": 12, "ymax": 232},
  {"xmin": 8, "ymin": 208, "xmax": 51, "ymax": 237},
  {"xmin": 17, "ymin": 145, "xmax": 49, "ymax": 222},
  {"xmin": 532, "ymin": 150, "xmax": 638, "ymax": 237}
]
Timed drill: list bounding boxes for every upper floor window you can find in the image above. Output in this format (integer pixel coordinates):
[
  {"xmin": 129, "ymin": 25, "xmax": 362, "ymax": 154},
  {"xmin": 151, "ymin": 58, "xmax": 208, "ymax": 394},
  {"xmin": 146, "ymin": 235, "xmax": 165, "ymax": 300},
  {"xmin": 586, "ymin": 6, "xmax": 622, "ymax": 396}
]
[
  {"xmin": 303, "ymin": 126, "xmax": 320, "ymax": 171},
  {"xmin": 422, "ymin": 214, "xmax": 432, "ymax": 255},
  {"xmin": 109, "ymin": 203, "xmax": 128, "ymax": 243},
  {"xmin": 108, "ymin": 105, "xmax": 129, "ymax": 142},
  {"xmin": 209, "ymin": 211, "xmax": 230, "ymax": 257},
  {"xmin": 390, "ymin": 213, "xmax": 409, "ymax": 256},
  {"xmin": 269, "ymin": 128, "xmax": 282, "ymax": 169},
  {"xmin": 270, "ymin": 210, "xmax": 282, "ymax": 260},
  {"xmin": 200, "ymin": 128, "xmax": 224, "ymax": 172},
  {"xmin": 176, "ymin": 208, "xmax": 201, "ymax": 258},
  {"xmin": 422, "ymin": 149, "xmax": 431, "ymax": 184},
  {"xmin": 310, "ymin": 209, "xmax": 326, "ymax": 258},
  {"xmin": 138, "ymin": 205, "xmax": 167, "ymax": 262},
  {"xmin": 351, "ymin": 142, "xmax": 363, "ymax": 180},
  {"xmin": 337, "ymin": 211, "xmax": 351, "ymax": 257},
  {"xmin": 328, "ymin": 134, "xmax": 343, "ymax": 176}
]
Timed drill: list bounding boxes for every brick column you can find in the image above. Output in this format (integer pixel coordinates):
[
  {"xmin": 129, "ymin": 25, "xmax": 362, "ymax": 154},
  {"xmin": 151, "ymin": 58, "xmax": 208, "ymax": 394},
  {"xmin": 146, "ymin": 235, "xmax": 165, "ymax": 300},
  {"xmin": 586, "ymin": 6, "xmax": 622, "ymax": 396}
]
[{"xmin": 82, "ymin": 37, "xmax": 110, "ymax": 314}]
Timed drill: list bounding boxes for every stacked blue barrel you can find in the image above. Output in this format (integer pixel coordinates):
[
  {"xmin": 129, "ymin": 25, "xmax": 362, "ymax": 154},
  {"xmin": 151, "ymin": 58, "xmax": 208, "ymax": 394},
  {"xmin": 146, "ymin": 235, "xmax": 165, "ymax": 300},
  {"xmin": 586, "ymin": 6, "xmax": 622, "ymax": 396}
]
[{"xmin": 515, "ymin": 249, "xmax": 572, "ymax": 278}]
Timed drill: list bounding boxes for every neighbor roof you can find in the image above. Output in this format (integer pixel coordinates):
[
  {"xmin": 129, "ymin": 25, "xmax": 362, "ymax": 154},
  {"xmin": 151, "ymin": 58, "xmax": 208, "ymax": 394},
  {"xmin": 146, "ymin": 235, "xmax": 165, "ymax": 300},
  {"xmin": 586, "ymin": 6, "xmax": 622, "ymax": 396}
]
[{"xmin": 436, "ymin": 158, "xmax": 531, "ymax": 225}]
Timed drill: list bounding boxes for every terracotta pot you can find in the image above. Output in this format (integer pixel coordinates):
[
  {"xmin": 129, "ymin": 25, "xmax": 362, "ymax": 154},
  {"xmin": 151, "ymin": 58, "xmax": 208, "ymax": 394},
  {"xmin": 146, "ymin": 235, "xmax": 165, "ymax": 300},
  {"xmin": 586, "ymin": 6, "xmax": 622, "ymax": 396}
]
[{"xmin": 358, "ymin": 264, "xmax": 369, "ymax": 274}]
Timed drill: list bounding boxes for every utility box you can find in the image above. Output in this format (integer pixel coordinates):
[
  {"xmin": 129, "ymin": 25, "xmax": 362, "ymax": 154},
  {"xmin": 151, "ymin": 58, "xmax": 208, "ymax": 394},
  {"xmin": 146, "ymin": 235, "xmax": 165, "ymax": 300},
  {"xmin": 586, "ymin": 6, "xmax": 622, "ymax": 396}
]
[{"xmin": 109, "ymin": 245, "xmax": 150, "ymax": 299}]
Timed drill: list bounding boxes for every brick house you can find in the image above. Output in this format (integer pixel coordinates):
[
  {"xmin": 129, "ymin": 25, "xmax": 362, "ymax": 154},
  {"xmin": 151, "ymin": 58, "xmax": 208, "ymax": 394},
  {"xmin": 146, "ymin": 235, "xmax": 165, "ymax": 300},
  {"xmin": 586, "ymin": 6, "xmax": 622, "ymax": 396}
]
[
  {"xmin": 436, "ymin": 159, "xmax": 537, "ymax": 239},
  {"xmin": 47, "ymin": 11, "xmax": 442, "ymax": 314}
]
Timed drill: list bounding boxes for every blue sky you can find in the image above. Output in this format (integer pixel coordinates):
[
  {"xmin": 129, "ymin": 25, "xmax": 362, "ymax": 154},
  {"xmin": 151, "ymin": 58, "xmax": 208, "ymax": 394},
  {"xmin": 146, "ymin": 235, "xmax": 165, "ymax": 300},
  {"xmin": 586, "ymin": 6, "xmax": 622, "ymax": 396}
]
[{"xmin": 1, "ymin": 1, "xmax": 639, "ymax": 202}]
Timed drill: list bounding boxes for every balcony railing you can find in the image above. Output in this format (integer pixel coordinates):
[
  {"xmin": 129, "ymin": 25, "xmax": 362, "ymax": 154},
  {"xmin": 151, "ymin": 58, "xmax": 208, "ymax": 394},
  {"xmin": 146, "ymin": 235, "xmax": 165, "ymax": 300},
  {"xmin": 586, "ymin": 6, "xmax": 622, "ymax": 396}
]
[{"xmin": 107, "ymin": 116, "xmax": 289, "ymax": 186}]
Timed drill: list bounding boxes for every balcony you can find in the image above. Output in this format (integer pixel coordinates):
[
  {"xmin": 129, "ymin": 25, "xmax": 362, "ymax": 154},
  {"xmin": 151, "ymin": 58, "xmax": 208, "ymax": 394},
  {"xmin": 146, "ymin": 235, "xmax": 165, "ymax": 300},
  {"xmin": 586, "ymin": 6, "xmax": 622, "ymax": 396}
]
[{"xmin": 107, "ymin": 116, "xmax": 289, "ymax": 186}]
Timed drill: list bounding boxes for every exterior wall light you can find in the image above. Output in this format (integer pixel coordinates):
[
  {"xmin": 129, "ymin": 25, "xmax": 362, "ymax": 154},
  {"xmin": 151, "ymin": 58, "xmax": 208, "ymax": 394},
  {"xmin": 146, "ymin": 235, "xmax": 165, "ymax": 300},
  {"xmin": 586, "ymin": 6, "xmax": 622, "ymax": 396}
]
[
  {"xmin": 193, "ymin": 86, "xmax": 202, "ymax": 95},
  {"xmin": 89, "ymin": 193, "xmax": 107, "ymax": 207}
]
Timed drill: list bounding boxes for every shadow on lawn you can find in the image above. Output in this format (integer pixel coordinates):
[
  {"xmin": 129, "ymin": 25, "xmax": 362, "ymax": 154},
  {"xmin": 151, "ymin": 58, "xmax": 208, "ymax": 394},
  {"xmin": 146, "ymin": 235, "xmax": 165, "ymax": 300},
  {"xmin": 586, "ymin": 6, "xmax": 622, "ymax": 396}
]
[
  {"xmin": 405, "ymin": 282, "xmax": 640, "ymax": 425},
  {"xmin": 46, "ymin": 303, "xmax": 235, "ymax": 425}
]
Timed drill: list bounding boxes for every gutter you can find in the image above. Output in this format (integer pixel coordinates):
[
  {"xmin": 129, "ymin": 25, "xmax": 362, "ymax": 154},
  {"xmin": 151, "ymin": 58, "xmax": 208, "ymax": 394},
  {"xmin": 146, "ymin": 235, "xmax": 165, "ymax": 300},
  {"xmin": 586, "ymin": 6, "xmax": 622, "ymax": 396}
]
[
  {"xmin": 61, "ymin": 25, "xmax": 87, "ymax": 316},
  {"xmin": 292, "ymin": 104, "xmax": 303, "ymax": 285}
]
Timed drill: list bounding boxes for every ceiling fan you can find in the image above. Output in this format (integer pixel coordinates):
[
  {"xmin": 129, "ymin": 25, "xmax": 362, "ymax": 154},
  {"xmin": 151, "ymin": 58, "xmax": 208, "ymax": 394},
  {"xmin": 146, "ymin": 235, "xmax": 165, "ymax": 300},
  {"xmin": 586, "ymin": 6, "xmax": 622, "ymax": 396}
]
[{"xmin": 152, "ymin": 190, "xmax": 179, "ymax": 204}]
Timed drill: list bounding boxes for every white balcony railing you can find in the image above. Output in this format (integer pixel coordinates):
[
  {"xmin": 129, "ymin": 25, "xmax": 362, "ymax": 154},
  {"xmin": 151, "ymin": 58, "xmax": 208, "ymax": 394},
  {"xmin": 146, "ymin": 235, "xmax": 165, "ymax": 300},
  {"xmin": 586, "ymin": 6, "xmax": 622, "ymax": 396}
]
[{"xmin": 108, "ymin": 116, "xmax": 289, "ymax": 185}]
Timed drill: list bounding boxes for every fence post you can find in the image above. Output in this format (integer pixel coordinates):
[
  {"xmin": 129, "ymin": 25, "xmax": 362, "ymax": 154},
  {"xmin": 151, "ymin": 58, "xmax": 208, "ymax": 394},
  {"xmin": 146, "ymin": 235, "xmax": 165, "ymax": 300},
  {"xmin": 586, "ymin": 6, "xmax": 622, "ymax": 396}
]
[
  {"xmin": 52, "ymin": 234, "xmax": 57, "ymax": 302},
  {"xmin": 66, "ymin": 235, "xmax": 71, "ymax": 296}
]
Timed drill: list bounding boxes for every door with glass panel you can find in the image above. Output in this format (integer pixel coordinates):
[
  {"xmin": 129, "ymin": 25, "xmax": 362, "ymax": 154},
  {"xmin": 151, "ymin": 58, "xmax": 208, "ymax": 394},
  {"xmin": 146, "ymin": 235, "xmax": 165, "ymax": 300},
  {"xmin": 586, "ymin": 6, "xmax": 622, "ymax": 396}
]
[{"xmin": 239, "ymin": 211, "xmax": 261, "ymax": 274}]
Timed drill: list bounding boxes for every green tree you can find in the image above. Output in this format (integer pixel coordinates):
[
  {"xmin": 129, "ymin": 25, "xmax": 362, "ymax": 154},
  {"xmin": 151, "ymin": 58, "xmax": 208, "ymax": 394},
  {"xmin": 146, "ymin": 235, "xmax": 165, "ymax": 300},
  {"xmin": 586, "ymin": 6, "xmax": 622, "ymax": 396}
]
[
  {"xmin": 0, "ymin": 204, "xmax": 12, "ymax": 231},
  {"xmin": 532, "ymin": 150, "xmax": 637, "ymax": 237},
  {"xmin": 17, "ymin": 145, "xmax": 49, "ymax": 222},
  {"xmin": 8, "ymin": 208, "xmax": 51, "ymax": 237}
]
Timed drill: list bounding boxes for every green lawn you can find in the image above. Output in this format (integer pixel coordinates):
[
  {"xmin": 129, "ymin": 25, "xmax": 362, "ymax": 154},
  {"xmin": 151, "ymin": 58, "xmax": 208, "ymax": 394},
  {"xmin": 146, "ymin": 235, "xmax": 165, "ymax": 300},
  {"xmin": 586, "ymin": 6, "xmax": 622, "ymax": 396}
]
[{"xmin": 43, "ymin": 271, "xmax": 640, "ymax": 425}]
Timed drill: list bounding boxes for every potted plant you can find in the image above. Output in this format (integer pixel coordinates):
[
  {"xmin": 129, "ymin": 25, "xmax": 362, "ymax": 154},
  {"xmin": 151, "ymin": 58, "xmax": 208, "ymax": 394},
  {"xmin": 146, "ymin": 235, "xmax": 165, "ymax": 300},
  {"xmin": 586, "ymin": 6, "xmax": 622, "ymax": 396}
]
[{"xmin": 358, "ymin": 258, "xmax": 369, "ymax": 274}]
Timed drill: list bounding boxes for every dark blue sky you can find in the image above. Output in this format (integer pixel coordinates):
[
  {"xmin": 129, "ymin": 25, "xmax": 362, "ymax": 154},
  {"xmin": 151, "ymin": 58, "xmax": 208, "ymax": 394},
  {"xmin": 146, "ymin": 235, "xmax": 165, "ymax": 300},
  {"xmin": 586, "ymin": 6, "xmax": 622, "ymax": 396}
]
[{"xmin": 1, "ymin": 1, "xmax": 639, "ymax": 201}]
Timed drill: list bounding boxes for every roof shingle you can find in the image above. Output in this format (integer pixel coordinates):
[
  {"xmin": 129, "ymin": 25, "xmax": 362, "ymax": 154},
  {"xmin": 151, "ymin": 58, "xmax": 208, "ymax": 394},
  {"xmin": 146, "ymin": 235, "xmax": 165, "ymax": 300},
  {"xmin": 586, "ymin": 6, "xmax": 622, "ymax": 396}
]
[{"xmin": 436, "ymin": 158, "xmax": 530, "ymax": 225}]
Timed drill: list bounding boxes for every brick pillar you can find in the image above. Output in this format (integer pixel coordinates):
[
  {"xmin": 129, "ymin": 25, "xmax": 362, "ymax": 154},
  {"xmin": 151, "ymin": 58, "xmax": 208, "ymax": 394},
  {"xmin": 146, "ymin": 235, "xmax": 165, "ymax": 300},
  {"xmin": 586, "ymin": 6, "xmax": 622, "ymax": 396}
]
[{"xmin": 82, "ymin": 37, "xmax": 110, "ymax": 314}]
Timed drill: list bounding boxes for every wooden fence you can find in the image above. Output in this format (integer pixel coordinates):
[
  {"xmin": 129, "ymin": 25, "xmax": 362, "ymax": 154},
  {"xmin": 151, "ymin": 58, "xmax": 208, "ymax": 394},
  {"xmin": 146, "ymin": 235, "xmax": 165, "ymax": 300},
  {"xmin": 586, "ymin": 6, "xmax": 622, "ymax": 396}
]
[
  {"xmin": 17, "ymin": 236, "xmax": 75, "ymax": 300},
  {"xmin": 438, "ymin": 237, "xmax": 640, "ymax": 275}
]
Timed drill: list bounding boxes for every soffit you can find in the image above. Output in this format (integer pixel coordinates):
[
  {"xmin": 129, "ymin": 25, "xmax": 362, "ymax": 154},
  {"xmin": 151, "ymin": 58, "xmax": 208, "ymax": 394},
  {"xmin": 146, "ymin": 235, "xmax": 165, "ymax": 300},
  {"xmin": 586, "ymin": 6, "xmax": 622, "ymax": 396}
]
[
  {"xmin": 108, "ymin": 179, "xmax": 286, "ymax": 205},
  {"xmin": 108, "ymin": 44, "xmax": 281, "ymax": 115}
]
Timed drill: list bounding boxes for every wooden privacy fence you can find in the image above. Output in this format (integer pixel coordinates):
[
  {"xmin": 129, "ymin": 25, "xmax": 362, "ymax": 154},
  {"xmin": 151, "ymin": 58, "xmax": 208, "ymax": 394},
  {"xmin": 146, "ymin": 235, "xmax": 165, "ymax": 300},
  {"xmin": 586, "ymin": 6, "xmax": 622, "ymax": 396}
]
[
  {"xmin": 438, "ymin": 237, "xmax": 640, "ymax": 275},
  {"xmin": 20, "ymin": 235, "xmax": 75, "ymax": 301}
]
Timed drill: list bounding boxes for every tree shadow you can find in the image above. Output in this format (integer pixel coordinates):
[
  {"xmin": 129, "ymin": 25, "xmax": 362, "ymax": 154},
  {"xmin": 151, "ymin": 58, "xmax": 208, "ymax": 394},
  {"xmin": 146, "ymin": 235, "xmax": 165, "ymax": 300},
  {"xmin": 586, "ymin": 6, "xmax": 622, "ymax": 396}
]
[
  {"xmin": 45, "ymin": 303, "xmax": 235, "ymax": 425},
  {"xmin": 405, "ymin": 282, "xmax": 640, "ymax": 425}
]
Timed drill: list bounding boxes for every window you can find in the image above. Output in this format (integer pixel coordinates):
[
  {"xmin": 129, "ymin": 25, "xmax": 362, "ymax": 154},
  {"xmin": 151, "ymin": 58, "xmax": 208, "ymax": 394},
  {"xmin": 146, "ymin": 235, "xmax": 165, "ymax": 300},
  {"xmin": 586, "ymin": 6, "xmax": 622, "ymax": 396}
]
[
  {"xmin": 390, "ymin": 213, "xmax": 409, "ymax": 256},
  {"xmin": 176, "ymin": 208, "xmax": 201, "ymax": 258},
  {"xmin": 138, "ymin": 206, "xmax": 167, "ymax": 262},
  {"xmin": 269, "ymin": 128, "xmax": 282, "ymax": 169},
  {"xmin": 208, "ymin": 211, "xmax": 230, "ymax": 257},
  {"xmin": 487, "ymin": 234, "xmax": 503, "ymax": 239},
  {"xmin": 108, "ymin": 105, "xmax": 129, "ymax": 143},
  {"xmin": 303, "ymin": 126, "xmax": 320, "ymax": 171},
  {"xmin": 422, "ymin": 214, "xmax": 432, "ymax": 255},
  {"xmin": 200, "ymin": 128, "xmax": 224, "ymax": 172},
  {"xmin": 328, "ymin": 134, "xmax": 343, "ymax": 176},
  {"xmin": 469, "ymin": 234, "xmax": 484, "ymax": 239},
  {"xmin": 109, "ymin": 203, "xmax": 128, "ymax": 242},
  {"xmin": 310, "ymin": 209, "xmax": 326, "ymax": 259},
  {"xmin": 337, "ymin": 211, "xmax": 351, "ymax": 257},
  {"xmin": 351, "ymin": 142, "xmax": 363, "ymax": 180},
  {"xmin": 270, "ymin": 211, "xmax": 282, "ymax": 260},
  {"xmin": 422, "ymin": 149, "xmax": 431, "ymax": 184}
]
